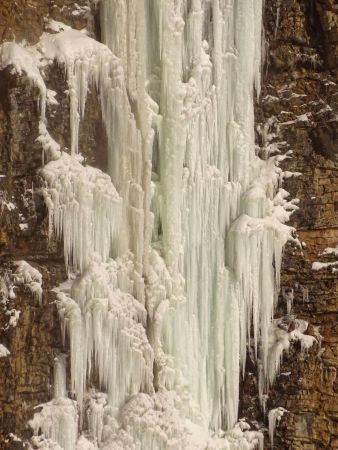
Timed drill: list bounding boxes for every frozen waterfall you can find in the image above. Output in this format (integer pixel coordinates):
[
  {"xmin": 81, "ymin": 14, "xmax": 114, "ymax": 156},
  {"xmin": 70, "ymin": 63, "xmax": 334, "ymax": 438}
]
[{"xmin": 16, "ymin": 0, "xmax": 297, "ymax": 448}]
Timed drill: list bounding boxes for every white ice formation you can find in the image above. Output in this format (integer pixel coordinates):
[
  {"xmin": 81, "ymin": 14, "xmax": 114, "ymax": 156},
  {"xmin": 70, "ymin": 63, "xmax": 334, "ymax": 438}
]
[
  {"xmin": 40, "ymin": 154, "xmax": 121, "ymax": 273},
  {"xmin": 0, "ymin": 1, "xmax": 303, "ymax": 449},
  {"xmin": 0, "ymin": 343, "xmax": 10, "ymax": 357},
  {"xmin": 268, "ymin": 407, "xmax": 286, "ymax": 449},
  {"xmin": 29, "ymin": 355, "xmax": 78, "ymax": 450},
  {"xmin": 14, "ymin": 260, "xmax": 43, "ymax": 304},
  {"xmin": 259, "ymin": 317, "xmax": 316, "ymax": 407},
  {"xmin": 312, "ymin": 243, "xmax": 338, "ymax": 272},
  {"xmin": 0, "ymin": 42, "xmax": 47, "ymax": 119}
]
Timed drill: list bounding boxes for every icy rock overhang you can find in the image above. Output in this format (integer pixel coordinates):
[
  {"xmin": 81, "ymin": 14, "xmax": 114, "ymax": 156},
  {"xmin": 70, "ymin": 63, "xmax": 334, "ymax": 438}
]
[
  {"xmin": 0, "ymin": 42, "xmax": 47, "ymax": 119},
  {"xmin": 14, "ymin": 260, "xmax": 43, "ymax": 305},
  {"xmin": 40, "ymin": 153, "xmax": 121, "ymax": 273}
]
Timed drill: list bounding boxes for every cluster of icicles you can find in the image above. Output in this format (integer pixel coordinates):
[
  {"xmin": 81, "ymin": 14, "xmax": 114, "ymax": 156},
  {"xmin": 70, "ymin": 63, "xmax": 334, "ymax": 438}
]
[{"xmin": 0, "ymin": 1, "xmax": 303, "ymax": 449}]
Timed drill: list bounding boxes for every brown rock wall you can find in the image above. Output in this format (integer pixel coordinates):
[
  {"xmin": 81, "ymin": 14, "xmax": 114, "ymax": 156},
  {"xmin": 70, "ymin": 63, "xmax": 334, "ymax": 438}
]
[
  {"xmin": 0, "ymin": 0, "xmax": 93, "ymax": 45},
  {"xmin": 240, "ymin": 0, "xmax": 338, "ymax": 448}
]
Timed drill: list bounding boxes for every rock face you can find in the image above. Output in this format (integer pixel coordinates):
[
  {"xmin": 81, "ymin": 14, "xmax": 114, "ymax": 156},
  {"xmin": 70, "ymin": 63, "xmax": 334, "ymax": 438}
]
[
  {"xmin": 0, "ymin": 1, "xmax": 337, "ymax": 449},
  {"xmin": 240, "ymin": 1, "xmax": 338, "ymax": 449},
  {"xmin": 0, "ymin": 1, "xmax": 103, "ymax": 448}
]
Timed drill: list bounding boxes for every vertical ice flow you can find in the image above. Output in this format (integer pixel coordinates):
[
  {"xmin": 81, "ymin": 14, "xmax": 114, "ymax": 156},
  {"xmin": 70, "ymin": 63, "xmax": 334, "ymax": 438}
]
[{"xmin": 35, "ymin": 0, "xmax": 296, "ymax": 448}]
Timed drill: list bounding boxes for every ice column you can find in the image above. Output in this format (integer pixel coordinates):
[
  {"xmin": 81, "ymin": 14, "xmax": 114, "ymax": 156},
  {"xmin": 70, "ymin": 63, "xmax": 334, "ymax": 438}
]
[{"xmin": 97, "ymin": 0, "xmax": 293, "ymax": 435}]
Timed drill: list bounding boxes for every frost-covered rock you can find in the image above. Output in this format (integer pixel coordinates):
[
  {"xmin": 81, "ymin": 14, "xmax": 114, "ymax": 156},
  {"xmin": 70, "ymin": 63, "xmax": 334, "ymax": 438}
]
[
  {"xmin": 312, "ymin": 243, "xmax": 338, "ymax": 272},
  {"xmin": 14, "ymin": 260, "xmax": 43, "ymax": 304},
  {"xmin": 259, "ymin": 317, "xmax": 316, "ymax": 403}
]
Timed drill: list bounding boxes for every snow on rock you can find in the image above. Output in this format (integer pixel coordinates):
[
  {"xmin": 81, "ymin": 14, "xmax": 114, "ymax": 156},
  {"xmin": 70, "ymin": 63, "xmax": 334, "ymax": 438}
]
[
  {"xmin": 0, "ymin": 42, "xmax": 47, "ymax": 119},
  {"xmin": 259, "ymin": 317, "xmax": 316, "ymax": 403},
  {"xmin": 38, "ymin": 27, "xmax": 128, "ymax": 161},
  {"xmin": 312, "ymin": 242, "xmax": 338, "ymax": 272},
  {"xmin": 40, "ymin": 153, "xmax": 121, "ymax": 272},
  {"xmin": 6, "ymin": 309, "xmax": 21, "ymax": 328},
  {"xmin": 14, "ymin": 260, "xmax": 43, "ymax": 304},
  {"xmin": 8, "ymin": 434, "xmax": 22, "ymax": 442},
  {"xmin": 0, "ymin": 274, "xmax": 21, "ymax": 329},
  {"xmin": 71, "ymin": 3, "xmax": 91, "ymax": 18},
  {"xmin": 0, "ymin": 274, "xmax": 16, "ymax": 301},
  {"xmin": 321, "ymin": 244, "xmax": 338, "ymax": 256},
  {"xmin": 312, "ymin": 261, "xmax": 338, "ymax": 271},
  {"xmin": 280, "ymin": 113, "xmax": 311, "ymax": 127},
  {"xmin": 37, "ymin": 121, "xmax": 61, "ymax": 162},
  {"xmin": 0, "ymin": 343, "xmax": 10, "ymax": 357},
  {"xmin": 30, "ymin": 436, "xmax": 64, "ymax": 450},
  {"xmin": 45, "ymin": 19, "xmax": 72, "ymax": 33},
  {"xmin": 3, "ymin": 201, "xmax": 16, "ymax": 211}
]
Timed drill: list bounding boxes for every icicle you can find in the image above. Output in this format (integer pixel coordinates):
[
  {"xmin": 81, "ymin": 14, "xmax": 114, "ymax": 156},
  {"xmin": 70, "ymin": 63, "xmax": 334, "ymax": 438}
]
[
  {"xmin": 29, "ymin": 357, "xmax": 78, "ymax": 450},
  {"xmin": 268, "ymin": 407, "xmax": 286, "ymax": 448},
  {"xmin": 259, "ymin": 317, "xmax": 316, "ymax": 404},
  {"xmin": 40, "ymin": 153, "xmax": 121, "ymax": 272},
  {"xmin": 282, "ymin": 288, "xmax": 293, "ymax": 315},
  {"xmin": 54, "ymin": 354, "xmax": 68, "ymax": 399},
  {"xmin": 55, "ymin": 254, "xmax": 154, "ymax": 408},
  {"xmin": 39, "ymin": 25, "xmax": 151, "ymax": 271}
]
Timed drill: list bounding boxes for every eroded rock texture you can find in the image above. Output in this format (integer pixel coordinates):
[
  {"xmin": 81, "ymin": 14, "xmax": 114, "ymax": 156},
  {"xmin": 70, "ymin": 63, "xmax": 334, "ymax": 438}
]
[
  {"xmin": 0, "ymin": 1, "xmax": 337, "ymax": 449},
  {"xmin": 241, "ymin": 1, "xmax": 338, "ymax": 449}
]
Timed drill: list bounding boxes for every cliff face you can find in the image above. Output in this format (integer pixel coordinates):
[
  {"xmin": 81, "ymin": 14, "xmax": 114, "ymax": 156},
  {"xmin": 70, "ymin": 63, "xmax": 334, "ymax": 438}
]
[
  {"xmin": 241, "ymin": 1, "xmax": 338, "ymax": 449},
  {"xmin": 0, "ymin": 1, "xmax": 337, "ymax": 449},
  {"xmin": 0, "ymin": 1, "xmax": 103, "ymax": 447}
]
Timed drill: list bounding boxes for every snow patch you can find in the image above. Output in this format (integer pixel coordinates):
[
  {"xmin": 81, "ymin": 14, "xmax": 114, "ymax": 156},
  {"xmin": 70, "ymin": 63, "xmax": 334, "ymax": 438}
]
[
  {"xmin": 14, "ymin": 260, "xmax": 43, "ymax": 304},
  {"xmin": 312, "ymin": 261, "xmax": 338, "ymax": 271},
  {"xmin": 0, "ymin": 42, "xmax": 47, "ymax": 119},
  {"xmin": 0, "ymin": 343, "xmax": 10, "ymax": 357}
]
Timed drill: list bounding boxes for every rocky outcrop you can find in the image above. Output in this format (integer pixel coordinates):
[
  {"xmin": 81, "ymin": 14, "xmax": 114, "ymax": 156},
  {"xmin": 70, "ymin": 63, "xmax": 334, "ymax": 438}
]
[{"xmin": 240, "ymin": 1, "xmax": 338, "ymax": 448}]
